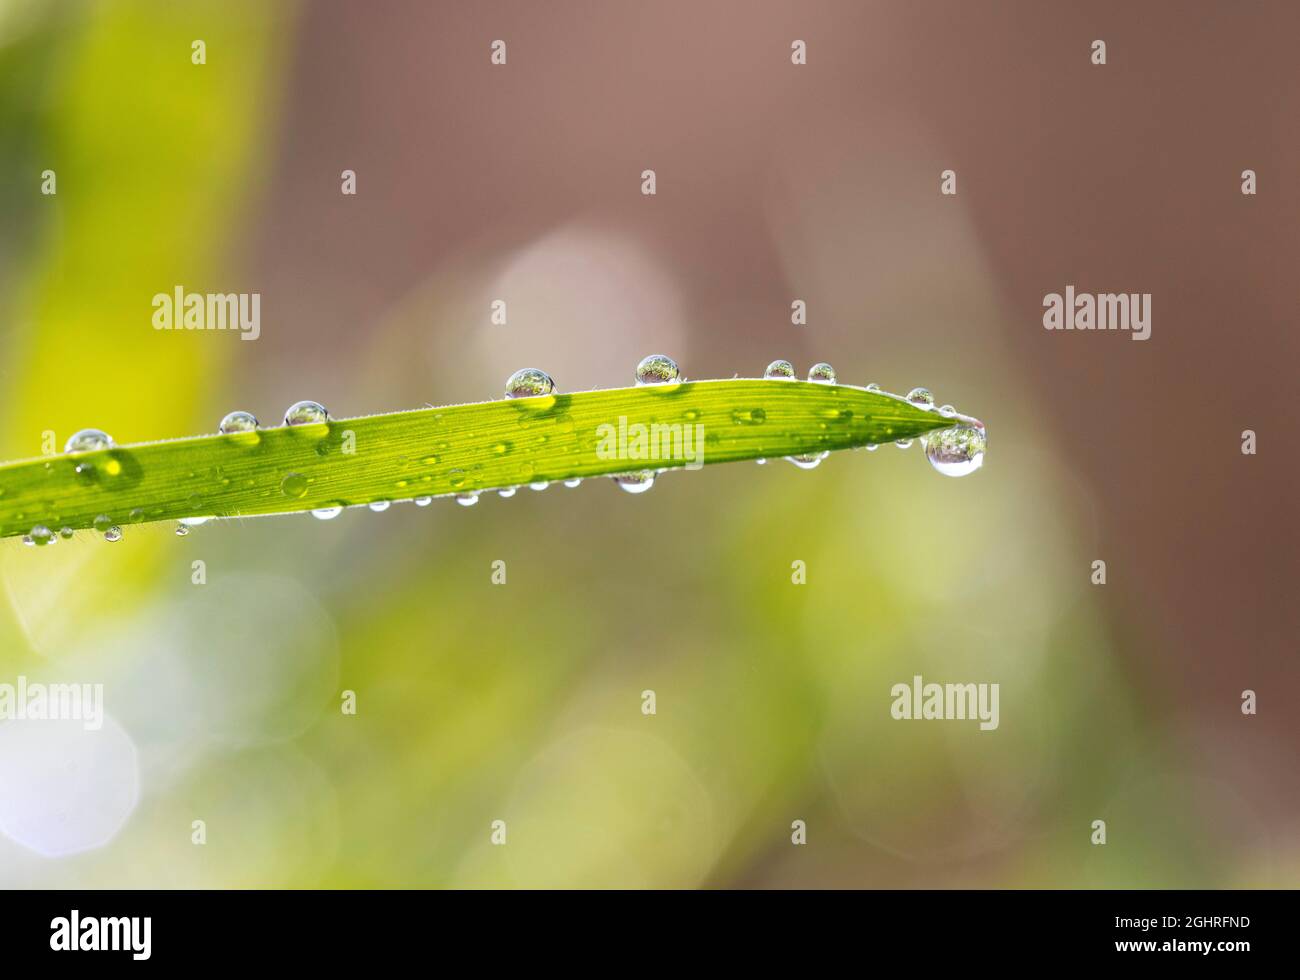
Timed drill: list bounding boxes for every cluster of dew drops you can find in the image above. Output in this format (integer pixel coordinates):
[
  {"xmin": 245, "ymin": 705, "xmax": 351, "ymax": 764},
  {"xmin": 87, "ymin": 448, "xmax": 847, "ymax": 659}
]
[{"xmin": 21, "ymin": 357, "xmax": 983, "ymax": 546}]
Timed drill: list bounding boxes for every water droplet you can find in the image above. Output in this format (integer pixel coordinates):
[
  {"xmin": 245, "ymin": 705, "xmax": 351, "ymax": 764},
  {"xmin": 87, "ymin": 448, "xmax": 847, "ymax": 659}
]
[
  {"xmin": 26, "ymin": 525, "xmax": 54, "ymax": 547},
  {"xmin": 103, "ymin": 526, "xmax": 123, "ymax": 543},
  {"xmin": 807, "ymin": 362, "xmax": 837, "ymax": 384},
  {"xmin": 504, "ymin": 368, "xmax": 555, "ymax": 399},
  {"xmin": 906, "ymin": 387, "xmax": 935, "ymax": 408},
  {"xmin": 787, "ymin": 452, "xmax": 828, "ymax": 470},
  {"xmin": 764, "ymin": 359, "xmax": 796, "ymax": 380},
  {"xmin": 414, "ymin": 496, "xmax": 432, "ymax": 507},
  {"xmin": 731, "ymin": 407, "xmax": 767, "ymax": 425},
  {"xmin": 865, "ymin": 444, "xmax": 879, "ymax": 452},
  {"xmin": 755, "ymin": 458, "xmax": 766, "ymax": 465},
  {"xmin": 284, "ymin": 400, "xmax": 329, "ymax": 426},
  {"xmin": 59, "ymin": 527, "xmax": 74, "ymax": 539},
  {"xmin": 611, "ymin": 471, "xmax": 655, "ymax": 494},
  {"xmin": 64, "ymin": 428, "xmax": 114, "ymax": 454},
  {"xmin": 219, "ymin": 411, "xmax": 259, "ymax": 434},
  {"xmin": 93, "ymin": 514, "xmax": 114, "ymax": 532},
  {"xmin": 865, "ymin": 383, "xmax": 881, "ymax": 392},
  {"xmin": 924, "ymin": 424, "xmax": 987, "ymax": 478},
  {"xmin": 179, "ymin": 516, "xmax": 212, "ymax": 527},
  {"xmin": 938, "ymin": 404, "xmax": 956, "ymax": 418},
  {"xmin": 497, "ymin": 487, "xmax": 517, "ymax": 498},
  {"xmin": 175, "ymin": 524, "xmax": 190, "ymax": 537},
  {"xmin": 280, "ymin": 472, "xmax": 309, "ymax": 498},
  {"xmin": 894, "ymin": 438, "xmax": 913, "ymax": 450},
  {"xmin": 312, "ymin": 505, "xmax": 343, "ymax": 520},
  {"xmin": 456, "ymin": 492, "xmax": 480, "ymax": 506},
  {"xmin": 564, "ymin": 478, "xmax": 582, "ymax": 488},
  {"xmin": 530, "ymin": 481, "xmax": 549, "ymax": 491},
  {"xmin": 635, "ymin": 354, "xmax": 680, "ymax": 386},
  {"xmin": 368, "ymin": 500, "xmax": 390, "ymax": 512}
]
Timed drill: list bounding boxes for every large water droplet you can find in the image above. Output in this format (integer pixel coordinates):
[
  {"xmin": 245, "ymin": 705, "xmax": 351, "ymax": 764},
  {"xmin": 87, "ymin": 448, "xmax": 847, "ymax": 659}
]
[
  {"xmin": 807, "ymin": 362, "xmax": 837, "ymax": 384},
  {"xmin": 787, "ymin": 452, "xmax": 828, "ymax": 470},
  {"xmin": 611, "ymin": 471, "xmax": 655, "ymax": 494},
  {"xmin": 26, "ymin": 525, "xmax": 55, "ymax": 547},
  {"xmin": 284, "ymin": 400, "xmax": 329, "ymax": 426},
  {"xmin": 924, "ymin": 424, "xmax": 987, "ymax": 477},
  {"xmin": 312, "ymin": 505, "xmax": 343, "ymax": 520},
  {"xmin": 64, "ymin": 429, "xmax": 114, "ymax": 454},
  {"xmin": 219, "ymin": 411, "xmax": 259, "ymax": 434},
  {"xmin": 906, "ymin": 387, "xmax": 935, "ymax": 408},
  {"xmin": 635, "ymin": 354, "xmax": 680, "ymax": 386},
  {"xmin": 764, "ymin": 359, "xmax": 796, "ymax": 380},
  {"xmin": 504, "ymin": 368, "xmax": 555, "ymax": 399}
]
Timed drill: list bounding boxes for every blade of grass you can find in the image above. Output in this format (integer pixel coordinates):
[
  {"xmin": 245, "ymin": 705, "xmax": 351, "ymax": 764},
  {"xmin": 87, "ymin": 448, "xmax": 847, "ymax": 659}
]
[{"xmin": 0, "ymin": 379, "xmax": 970, "ymax": 538}]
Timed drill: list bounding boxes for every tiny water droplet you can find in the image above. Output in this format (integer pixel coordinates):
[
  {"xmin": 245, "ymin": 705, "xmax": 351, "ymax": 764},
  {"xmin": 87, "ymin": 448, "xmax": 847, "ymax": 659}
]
[
  {"xmin": 865, "ymin": 444, "xmax": 879, "ymax": 452},
  {"xmin": 498, "ymin": 487, "xmax": 517, "ymax": 498},
  {"xmin": 635, "ymin": 354, "xmax": 680, "ymax": 386},
  {"xmin": 368, "ymin": 500, "xmax": 390, "ymax": 512},
  {"xmin": 611, "ymin": 471, "xmax": 655, "ymax": 494},
  {"xmin": 179, "ymin": 516, "xmax": 212, "ymax": 526},
  {"xmin": 414, "ymin": 496, "xmax": 432, "ymax": 507},
  {"xmin": 764, "ymin": 359, "xmax": 796, "ymax": 380},
  {"xmin": 281, "ymin": 472, "xmax": 309, "ymax": 498},
  {"xmin": 93, "ymin": 514, "xmax": 114, "ymax": 532},
  {"xmin": 894, "ymin": 438, "xmax": 913, "ymax": 450},
  {"xmin": 564, "ymin": 478, "xmax": 582, "ymax": 488},
  {"xmin": 924, "ymin": 424, "xmax": 987, "ymax": 478},
  {"xmin": 312, "ymin": 505, "xmax": 343, "ymax": 520},
  {"xmin": 64, "ymin": 429, "xmax": 114, "ymax": 454},
  {"xmin": 103, "ymin": 526, "xmax": 123, "ymax": 543},
  {"xmin": 807, "ymin": 362, "xmax": 837, "ymax": 384},
  {"xmin": 175, "ymin": 524, "xmax": 190, "ymax": 536},
  {"xmin": 756, "ymin": 458, "xmax": 766, "ymax": 465},
  {"xmin": 219, "ymin": 410, "xmax": 259, "ymax": 434},
  {"xmin": 865, "ymin": 383, "xmax": 881, "ymax": 392},
  {"xmin": 731, "ymin": 407, "xmax": 767, "ymax": 426},
  {"xmin": 530, "ymin": 481, "xmax": 549, "ymax": 491},
  {"xmin": 59, "ymin": 527, "xmax": 74, "ymax": 539},
  {"xmin": 504, "ymin": 368, "xmax": 555, "ymax": 399},
  {"xmin": 456, "ymin": 492, "xmax": 480, "ymax": 506},
  {"xmin": 284, "ymin": 400, "xmax": 329, "ymax": 426},
  {"xmin": 906, "ymin": 387, "xmax": 935, "ymax": 408}
]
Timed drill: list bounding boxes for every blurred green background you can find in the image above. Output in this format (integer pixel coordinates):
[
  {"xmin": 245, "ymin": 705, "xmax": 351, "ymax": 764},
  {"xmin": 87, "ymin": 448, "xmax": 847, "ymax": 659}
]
[{"xmin": 1, "ymin": 0, "xmax": 1295, "ymax": 888}]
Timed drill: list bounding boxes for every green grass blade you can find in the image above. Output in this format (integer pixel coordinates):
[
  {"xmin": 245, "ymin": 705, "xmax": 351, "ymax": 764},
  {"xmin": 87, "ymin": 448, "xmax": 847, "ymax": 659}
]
[{"xmin": 0, "ymin": 379, "xmax": 971, "ymax": 539}]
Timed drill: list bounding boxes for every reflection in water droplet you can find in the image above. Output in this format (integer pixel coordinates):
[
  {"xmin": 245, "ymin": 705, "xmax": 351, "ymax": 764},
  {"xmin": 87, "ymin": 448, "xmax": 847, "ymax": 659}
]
[
  {"xmin": 906, "ymin": 387, "xmax": 935, "ymax": 408},
  {"xmin": 612, "ymin": 471, "xmax": 655, "ymax": 494},
  {"xmin": 175, "ymin": 524, "xmax": 190, "ymax": 536},
  {"xmin": 763, "ymin": 359, "xmax": 796, "ymax": 380},
  {"xmin": 312, "ymin": 505, "xmax": 343, "ymax": 520},
  {"xmin": 894, "ymin": 438, "xmax": 913, "ymax": 450},
  {"xmin": 219, "ymin": 411, "xmax": 259, "ymax": 434},
  {"xmin": 103, "ymin": 526, "xmax": 123, "ymax": 543},
  {"xmin": 807, "ymin": 362, "xmax": 837, "ymax": 384},
  {"xmin": 504, "ymin": 368, "xmax": 555, "ymax": 399},
  {"xmin": 635, "ymin": 354, "xmax": 681, "ymax": 386},
  {"xmin": 284, "ymin": 400, "xmax": 329, "ymax": 426},
  {"xmin": 938, "ymin": 404, "xmax": 956, "ymax": 418},
  {"xmin": 924, "ymin": 424, "xmax": 987, "ymax": 477},
  {"xmin": 59, "ymin": 527, "xmax": 74, "ymax": 539},
  {"xmin": 64, "ymin": 429, "xmax": 114, "ymax": 454}
]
